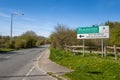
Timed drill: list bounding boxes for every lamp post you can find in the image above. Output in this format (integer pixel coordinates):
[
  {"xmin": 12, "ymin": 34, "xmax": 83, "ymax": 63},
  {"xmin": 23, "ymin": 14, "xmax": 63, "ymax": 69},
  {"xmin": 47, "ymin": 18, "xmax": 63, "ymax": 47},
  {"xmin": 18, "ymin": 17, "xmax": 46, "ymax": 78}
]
[{"xmin": 10, "ymin": 13, "xmax": 24, "ymax": 44}]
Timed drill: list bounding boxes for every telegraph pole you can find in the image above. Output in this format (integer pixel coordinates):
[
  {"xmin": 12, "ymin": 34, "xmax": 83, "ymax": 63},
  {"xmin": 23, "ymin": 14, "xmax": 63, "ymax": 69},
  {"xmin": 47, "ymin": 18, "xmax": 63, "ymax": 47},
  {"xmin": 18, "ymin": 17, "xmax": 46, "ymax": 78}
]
[
  {"xmin": 10, "ymin": 14, "xmax": 13, "ymax": 44},
  {"xmin": 10, "ymin": 13, "xmax": 24, "ymax": 44}
]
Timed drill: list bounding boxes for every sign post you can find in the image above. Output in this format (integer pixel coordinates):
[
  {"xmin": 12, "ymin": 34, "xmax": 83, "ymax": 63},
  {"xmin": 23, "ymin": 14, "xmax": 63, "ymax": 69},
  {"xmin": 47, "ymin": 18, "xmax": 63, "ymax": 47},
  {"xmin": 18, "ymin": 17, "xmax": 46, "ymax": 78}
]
[
  {"xmin": 83, "ymin": 39, "xmax": 85, "ymax": 57},
  {"xmin": 101, "ymin": 39, "xmax": 104, "ymax": 57},
  {"xmin": 77, "ymin": 26, "xmax": 109, "ymax": 57}
]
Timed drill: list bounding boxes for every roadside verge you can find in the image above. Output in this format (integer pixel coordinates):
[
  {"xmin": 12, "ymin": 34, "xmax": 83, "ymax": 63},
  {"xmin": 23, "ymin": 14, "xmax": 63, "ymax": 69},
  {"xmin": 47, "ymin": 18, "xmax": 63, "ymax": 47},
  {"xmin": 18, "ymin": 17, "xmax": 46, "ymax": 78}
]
[{"xmin": 38, "ymin": 48, "xmax": 72, "ymax": 80}]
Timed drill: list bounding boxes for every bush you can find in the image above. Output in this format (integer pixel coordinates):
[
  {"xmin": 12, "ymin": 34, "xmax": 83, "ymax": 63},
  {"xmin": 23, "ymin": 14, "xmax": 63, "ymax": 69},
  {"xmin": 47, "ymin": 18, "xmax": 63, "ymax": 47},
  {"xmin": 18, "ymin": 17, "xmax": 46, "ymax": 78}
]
[
  {"xmin": 14, "ymin": 31, "xmax": 38, "ymax": 49},
  {"xmin": 6, "ymin": 40, "xmax": 14, "ymax": 48},
  {"xmin": 50, "ymin": 24, "xmax": 80, "ymax": 50}
]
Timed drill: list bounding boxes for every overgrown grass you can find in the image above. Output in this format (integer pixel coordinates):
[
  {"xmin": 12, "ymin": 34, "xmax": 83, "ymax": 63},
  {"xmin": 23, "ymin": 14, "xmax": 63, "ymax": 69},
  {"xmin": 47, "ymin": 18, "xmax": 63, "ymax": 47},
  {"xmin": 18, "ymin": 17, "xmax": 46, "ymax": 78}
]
[
  {"xmin": 0, "ymin": 48, "xmax": 14, "ymax": 53},
  {"xmin": 50, "ymin": 48, "xmax": 120, "ymax": 80}
]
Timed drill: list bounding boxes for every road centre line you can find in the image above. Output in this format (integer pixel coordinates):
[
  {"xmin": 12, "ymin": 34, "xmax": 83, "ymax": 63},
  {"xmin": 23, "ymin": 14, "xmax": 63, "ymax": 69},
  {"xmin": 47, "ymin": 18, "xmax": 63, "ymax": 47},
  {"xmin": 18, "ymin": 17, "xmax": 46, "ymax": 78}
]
[{"xmin": 22, "ymin": 66, "xmax": 35, "ymax": 80}]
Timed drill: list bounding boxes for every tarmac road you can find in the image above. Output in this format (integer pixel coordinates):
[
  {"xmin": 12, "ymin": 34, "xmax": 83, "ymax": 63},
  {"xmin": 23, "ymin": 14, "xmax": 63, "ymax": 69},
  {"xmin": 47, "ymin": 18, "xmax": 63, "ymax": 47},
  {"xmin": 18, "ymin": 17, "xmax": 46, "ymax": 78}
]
[{"xmin": 0, "ymin": 45, "xmax": 55, "ymax": 80}]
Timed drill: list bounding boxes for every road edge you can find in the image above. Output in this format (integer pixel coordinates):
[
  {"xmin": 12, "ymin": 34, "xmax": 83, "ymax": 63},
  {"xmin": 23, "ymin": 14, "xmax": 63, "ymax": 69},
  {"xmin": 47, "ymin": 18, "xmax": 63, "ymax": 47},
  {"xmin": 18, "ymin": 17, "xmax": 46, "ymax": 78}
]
[{"xmin": 35, "ymin": 48, "xmax": 57, "ymax": 80}]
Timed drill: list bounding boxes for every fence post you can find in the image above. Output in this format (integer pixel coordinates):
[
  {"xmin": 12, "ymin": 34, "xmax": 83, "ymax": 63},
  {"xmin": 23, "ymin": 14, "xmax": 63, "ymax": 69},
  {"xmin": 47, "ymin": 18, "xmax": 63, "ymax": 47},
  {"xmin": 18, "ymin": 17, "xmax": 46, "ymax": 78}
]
[{"xmin": 114, "ymin": 45, "xmax": 117, "ymax": 60}]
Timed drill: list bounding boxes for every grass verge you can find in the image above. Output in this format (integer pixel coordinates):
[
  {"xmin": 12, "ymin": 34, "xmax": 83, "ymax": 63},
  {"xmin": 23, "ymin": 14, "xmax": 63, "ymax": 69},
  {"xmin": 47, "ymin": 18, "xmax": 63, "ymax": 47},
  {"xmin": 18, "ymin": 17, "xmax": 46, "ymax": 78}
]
[
  {"xmin": 50, "ymin": 48, "xmax": 120, "ymax": 80},
  {"xmin": 0, "ymin": 48, "xmax": 15, "ymax": 53}
]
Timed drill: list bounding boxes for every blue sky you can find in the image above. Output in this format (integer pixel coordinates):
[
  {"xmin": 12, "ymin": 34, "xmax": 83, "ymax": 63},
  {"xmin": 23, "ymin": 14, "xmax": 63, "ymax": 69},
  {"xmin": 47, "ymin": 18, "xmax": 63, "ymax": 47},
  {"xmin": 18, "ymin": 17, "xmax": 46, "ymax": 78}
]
[{"xmin": 0, "ymin": 0, "xmax": 120, "ymax": 37}]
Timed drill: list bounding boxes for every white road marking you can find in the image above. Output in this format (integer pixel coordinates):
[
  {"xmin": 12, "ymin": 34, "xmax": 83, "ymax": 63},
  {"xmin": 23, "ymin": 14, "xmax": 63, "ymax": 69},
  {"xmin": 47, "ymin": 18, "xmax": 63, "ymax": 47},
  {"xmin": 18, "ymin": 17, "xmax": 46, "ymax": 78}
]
[
  {"xmin": 35, "ymin": 51, "xmax": 46, "ymax": 74},
  {"xmin": 22, "ymin": 66, "xmax": 35, "ymax": 80},
  {"xmin": 5, "ymin": 56, "xmax": 11, "ymax": 58}
]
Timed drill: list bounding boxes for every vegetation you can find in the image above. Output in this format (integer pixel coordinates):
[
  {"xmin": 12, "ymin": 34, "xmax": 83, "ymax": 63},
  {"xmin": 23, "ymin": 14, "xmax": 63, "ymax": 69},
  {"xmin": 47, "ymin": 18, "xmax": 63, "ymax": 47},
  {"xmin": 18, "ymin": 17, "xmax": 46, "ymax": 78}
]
[
  {"xmin": 105, "ymin": 21, "xmax": 120, "ymax": 46},
  {"xmin": 14, "ymin": 31, "xmax": 38, "ymax": 49},
  {"xmin": 0, "ymin": 48, "xmax": 14, "ymax": 53},
  {"xmin": 49, "ymin": 22, "xmax": 120, "ymax": 80},
  {"xmin": 50, "ymin": 22, "xmax": 120, "ymax": 50},
  {"xmin": 50, "ymin": 24, "xmax": 81, "ymax": 50},
  {"xmin": 0, "ymin": 30, "xmax": 48, "ymax": 49},
  {"xmin": 50, "ymin": 48, "xmax": 120, "ymax": 80}
]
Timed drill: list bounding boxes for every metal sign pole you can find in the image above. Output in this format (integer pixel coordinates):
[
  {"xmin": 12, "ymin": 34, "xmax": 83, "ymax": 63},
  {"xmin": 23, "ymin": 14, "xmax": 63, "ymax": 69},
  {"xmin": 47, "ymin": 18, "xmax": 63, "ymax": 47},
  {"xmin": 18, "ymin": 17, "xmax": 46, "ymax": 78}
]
[
  {"xmin": 83, "ymin": 39, "xmax": 85, "ymax": 57},
  {"xmin": 101, "ymin": 39, "xmax": 104, "ymax": 57}
]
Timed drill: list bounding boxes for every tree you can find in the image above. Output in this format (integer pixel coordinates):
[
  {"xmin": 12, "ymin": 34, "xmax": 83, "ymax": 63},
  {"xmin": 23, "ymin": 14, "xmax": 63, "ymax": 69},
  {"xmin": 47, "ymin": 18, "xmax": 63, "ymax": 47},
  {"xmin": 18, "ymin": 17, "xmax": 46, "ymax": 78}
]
[
  {"xmin": 15, "ymin": 30, "xmax": 38, "ymax": 49},
  {"xmin": 50, "ymin": 24, "xmax": 80, "ymax": 49},
  {"xmin": 105, "ymin": 21, "xmax": 120, "ymax": 46}
]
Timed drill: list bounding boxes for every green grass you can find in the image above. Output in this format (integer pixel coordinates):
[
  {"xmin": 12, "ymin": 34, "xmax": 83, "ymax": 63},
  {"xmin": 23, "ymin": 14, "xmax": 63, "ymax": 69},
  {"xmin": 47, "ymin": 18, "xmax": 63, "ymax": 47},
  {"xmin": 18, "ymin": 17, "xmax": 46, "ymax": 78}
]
[
  {"xmin": 0, "ymin": 48, "xmax": 14, "ymax": 53},
  {"xmin": 50, "ymin": 48, "xmax": 120, "ymax": 80}
]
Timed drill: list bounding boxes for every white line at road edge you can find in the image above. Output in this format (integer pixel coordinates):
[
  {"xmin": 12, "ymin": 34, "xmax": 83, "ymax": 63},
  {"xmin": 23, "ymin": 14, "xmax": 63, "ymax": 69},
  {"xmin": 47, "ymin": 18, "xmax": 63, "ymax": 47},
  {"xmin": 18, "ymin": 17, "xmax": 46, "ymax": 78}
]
[
  {"xmin": 22, "ymin": 49, "xmax": 45, "ymax": 80},
  {"xmin": 22, "ymin": 48, "xmax": 55, "ymax": 80},
  {"xmin": 36, "ymin": 49, "xmax": 57, "ymax": 80},
  {"xmin": 21, "ymin": 49, "xmax": 46, "ymax": 80},
  {"xmin": 36, "ymin": 49, "xmax": 46, "ymax": 74},
  {"xmin": 5, "ymin": 56, "xmax": 11, "ymax": 58},
  {"xmin": 22, "ymin": 66, "xmax": 35, "ymax": 80}
]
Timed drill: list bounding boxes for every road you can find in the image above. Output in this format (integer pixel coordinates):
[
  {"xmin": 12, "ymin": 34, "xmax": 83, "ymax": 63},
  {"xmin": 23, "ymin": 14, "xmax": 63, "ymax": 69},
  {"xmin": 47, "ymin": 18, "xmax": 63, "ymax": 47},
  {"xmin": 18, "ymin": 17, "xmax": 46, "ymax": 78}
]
[{"xmin": 0, "ymin": 45, "xmax": 56, "ymax": 80}]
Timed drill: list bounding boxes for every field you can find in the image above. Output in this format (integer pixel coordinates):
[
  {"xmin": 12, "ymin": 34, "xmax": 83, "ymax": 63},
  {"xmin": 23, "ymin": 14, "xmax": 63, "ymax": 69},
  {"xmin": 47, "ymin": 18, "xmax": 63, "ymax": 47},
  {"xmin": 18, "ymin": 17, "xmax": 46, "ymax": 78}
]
[{"xmin": 50, "ymin": 48, "xmax": 120, "ymax": 80}]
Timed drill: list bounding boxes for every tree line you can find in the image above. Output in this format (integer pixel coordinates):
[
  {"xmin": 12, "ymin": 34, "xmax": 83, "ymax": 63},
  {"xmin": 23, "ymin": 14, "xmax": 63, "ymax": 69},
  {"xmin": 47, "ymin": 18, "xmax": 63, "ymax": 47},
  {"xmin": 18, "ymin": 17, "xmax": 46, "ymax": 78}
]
[
  {"xmin": 0, "ymin": 21, "xmax": 120, "ymax": 50},
  {"xmin": 0, "ymin": 31, "xmax": 50, "ymax": 49},
  {"xmin": 50, "ymin": 22, "xmax": 120, "ymax": 50}
]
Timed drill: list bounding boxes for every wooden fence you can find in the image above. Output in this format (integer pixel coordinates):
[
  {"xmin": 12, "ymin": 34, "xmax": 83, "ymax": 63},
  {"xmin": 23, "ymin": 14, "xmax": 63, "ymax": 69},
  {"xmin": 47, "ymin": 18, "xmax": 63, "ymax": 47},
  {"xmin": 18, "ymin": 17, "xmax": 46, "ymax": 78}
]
[{"xmin": 64, "ymin": 45, "xmax": 120, "ymax": 60}]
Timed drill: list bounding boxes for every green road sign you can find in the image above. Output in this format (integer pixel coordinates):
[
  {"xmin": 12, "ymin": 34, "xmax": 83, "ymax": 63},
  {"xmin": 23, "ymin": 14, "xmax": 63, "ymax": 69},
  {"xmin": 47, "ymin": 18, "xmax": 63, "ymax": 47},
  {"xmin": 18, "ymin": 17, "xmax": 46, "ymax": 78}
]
[
  {"xmin": 77, "ymin": 26, "xmax": 109, "ymax": 39},
  {"xmin": 77, "ymin": 26, "xmax": 99, "ymax": 34}
]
